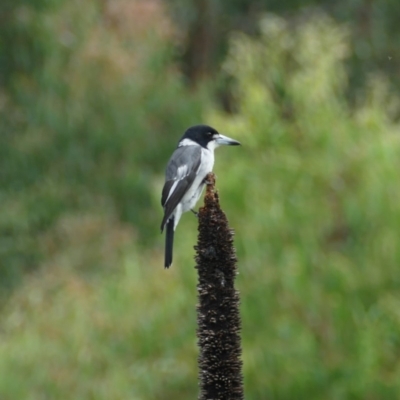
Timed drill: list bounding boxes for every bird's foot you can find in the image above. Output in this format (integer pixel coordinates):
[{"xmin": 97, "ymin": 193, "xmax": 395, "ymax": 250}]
[{"xmin": 190, "ymin": 209, "xmax": 199, "ymax": 218}]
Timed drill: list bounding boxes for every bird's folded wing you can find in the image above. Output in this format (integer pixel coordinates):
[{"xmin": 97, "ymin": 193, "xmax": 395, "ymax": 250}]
[{"xmin": 160, "ymin": 146, "xmax": 202, "ymax": 230}]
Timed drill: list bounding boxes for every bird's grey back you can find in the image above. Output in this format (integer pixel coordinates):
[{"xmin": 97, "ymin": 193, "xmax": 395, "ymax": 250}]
[{"xmin": 165, "ymin": 145, "xmax": 202, "ymax": 180}]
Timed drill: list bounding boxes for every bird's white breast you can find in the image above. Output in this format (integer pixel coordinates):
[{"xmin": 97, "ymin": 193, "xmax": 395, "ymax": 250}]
[{"xmin": 180, "ymin": 147, "xmax": 214, "ymax": 212}]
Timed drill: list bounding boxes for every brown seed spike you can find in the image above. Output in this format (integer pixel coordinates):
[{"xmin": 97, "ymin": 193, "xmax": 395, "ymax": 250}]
[{"xmin": 195, "ymin": 172, "xmax": 244, "ymax": 400}]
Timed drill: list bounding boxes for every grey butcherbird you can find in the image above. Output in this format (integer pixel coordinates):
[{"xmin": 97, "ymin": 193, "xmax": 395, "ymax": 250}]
[{"xmin": 160, "ymin": 124, "xmax": 241, "ymax": 268}]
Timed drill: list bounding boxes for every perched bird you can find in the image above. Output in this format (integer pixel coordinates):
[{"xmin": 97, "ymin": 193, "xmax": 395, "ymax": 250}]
[{"xmin": 161, "ymin": 124, "xmax": 241, "ymax": 268}]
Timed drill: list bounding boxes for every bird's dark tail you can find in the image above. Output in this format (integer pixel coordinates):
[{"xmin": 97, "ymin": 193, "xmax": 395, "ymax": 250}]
[{"xmin": 164, "ymin": 218, "xmax": 174, "ymax": 268}]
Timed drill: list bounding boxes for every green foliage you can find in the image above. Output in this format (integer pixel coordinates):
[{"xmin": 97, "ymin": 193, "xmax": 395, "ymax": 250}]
[
  {"xmin": 0, "ymin": 0, "xmax": 207, "ymax": 290},
  {"xmin": 1, "ymin": 7, "xmax": 400, "ymax": 400},
  {"xmin": 168, "ymin": 0, "xmax": 400, "ymax": 97},
  {"xmin": 209, "ymin": 14, "xmax": 400, "ymax": 398},
  {"xmin": 0, "ymin": 253, "xmax": 199, "ymax": 400}
]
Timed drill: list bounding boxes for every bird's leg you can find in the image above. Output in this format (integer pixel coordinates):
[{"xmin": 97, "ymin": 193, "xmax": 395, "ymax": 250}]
[{"xmin": 190, "ymin": 209, "xmax": 199, "ymax": 218}]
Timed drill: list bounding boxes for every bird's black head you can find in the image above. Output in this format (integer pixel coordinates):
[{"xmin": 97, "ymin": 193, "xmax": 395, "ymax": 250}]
[
  {"xmin": 179, "ymin": 124, "xmax": 240, "ymax": 149},
  {"xmin": 180, "ymin": 125, "xmax": 218, "ymax": 148}
]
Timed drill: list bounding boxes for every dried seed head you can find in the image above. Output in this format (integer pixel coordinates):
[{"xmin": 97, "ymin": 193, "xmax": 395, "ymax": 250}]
[{"xmin": 195, "ymin": 173, "xmax": 244, "ymax": 400}]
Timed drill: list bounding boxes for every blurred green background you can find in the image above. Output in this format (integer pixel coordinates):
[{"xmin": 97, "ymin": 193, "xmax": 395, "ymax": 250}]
[{"xmin": 1, "ymin": 0, "xmax": 400, "ymax": 399}]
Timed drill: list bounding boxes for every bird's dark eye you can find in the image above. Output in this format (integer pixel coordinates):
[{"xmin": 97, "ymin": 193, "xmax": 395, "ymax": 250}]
[{"xmin": 208, "ymin": 132, "xmax": 214, "ymax": 137}]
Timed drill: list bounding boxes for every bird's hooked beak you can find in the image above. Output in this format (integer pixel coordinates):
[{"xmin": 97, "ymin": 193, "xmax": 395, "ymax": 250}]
[{"xmin": 215, "ymin": 134, "xmax": 241, "ymax": 146}]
